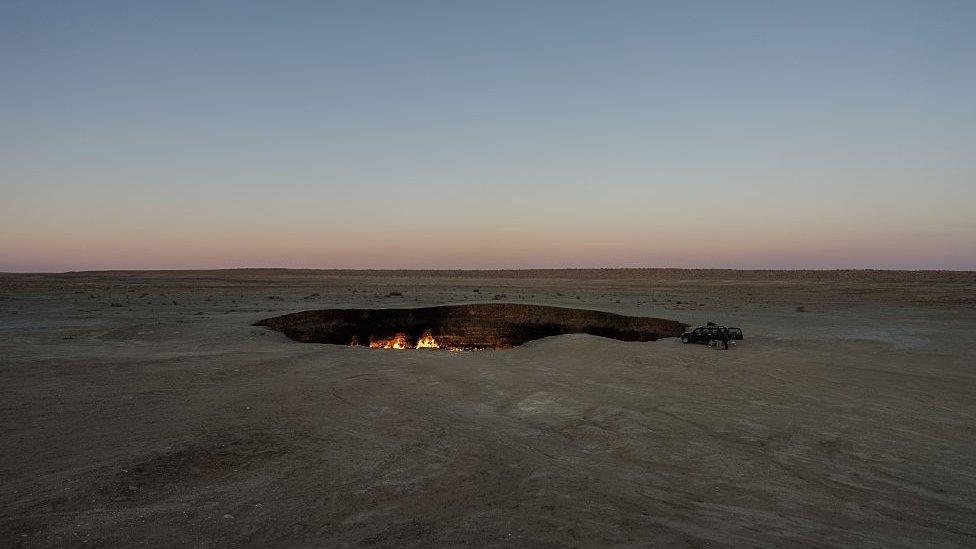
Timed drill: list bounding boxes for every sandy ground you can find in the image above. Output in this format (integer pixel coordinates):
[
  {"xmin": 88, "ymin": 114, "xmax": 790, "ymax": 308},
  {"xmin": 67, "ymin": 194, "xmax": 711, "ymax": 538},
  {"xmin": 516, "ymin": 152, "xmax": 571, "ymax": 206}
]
[{"xmin": 1, "ymin": 269, "xmax": 975, "ymax": 548}]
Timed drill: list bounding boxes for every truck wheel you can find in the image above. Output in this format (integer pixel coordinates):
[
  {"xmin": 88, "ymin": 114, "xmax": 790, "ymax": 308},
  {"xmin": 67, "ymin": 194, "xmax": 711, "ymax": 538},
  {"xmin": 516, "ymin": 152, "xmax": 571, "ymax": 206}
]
[{"xmin": 681, "ymin": 336, "xmax": 689, "ymax": 344}]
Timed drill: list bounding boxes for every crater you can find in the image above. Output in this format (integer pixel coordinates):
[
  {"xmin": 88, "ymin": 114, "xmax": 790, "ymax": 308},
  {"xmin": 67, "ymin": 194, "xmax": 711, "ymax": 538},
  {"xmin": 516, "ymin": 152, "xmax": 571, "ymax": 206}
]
[{"xmin": 255, "ymin": 303, "xmax": 686, "ymax": 350}]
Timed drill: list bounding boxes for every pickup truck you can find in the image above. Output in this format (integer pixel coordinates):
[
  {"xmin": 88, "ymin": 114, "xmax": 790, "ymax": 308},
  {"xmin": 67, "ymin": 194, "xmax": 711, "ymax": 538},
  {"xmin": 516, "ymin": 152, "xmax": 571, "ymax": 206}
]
[{"xmin": 680, "ymin": 322, "xmax": 744, "ymax": 344}]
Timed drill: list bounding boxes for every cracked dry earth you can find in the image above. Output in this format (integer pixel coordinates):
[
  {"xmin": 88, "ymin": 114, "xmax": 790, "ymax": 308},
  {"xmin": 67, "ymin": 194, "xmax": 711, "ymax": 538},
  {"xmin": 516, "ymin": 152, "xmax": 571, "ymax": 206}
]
[{"xmin": 1, "ymin": 269, "xmax": 975, "ymax": 547}]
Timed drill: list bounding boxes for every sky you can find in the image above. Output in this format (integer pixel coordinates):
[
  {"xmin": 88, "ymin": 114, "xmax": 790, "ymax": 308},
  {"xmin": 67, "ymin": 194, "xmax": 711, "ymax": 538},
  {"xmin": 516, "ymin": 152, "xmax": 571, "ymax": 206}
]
[{"xmin": 2, "ymin": 1, "xmax": 974, "ymax": 271}]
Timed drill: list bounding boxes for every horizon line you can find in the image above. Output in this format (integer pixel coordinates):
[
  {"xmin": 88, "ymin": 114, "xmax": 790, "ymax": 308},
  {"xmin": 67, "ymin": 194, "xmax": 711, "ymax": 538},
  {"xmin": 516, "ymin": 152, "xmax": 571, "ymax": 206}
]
[{"xmin": 3, "ymin": 267, "xmax": 975, "ymax": 275}]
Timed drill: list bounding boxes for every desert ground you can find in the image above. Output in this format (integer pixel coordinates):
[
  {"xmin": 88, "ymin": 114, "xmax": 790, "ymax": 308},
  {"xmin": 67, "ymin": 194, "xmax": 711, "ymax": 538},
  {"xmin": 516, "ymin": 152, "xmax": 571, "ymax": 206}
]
[{"xmin": 1, "ymin": 269, "xmax": 975, "ymax": 548}]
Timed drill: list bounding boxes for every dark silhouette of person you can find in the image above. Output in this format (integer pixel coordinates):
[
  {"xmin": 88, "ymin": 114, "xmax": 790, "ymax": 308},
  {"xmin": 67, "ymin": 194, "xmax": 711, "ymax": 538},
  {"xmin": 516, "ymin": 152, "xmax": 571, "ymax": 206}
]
[{"xmin": 720, "ymin": 328, "xmax": 730, "ymax": 350}]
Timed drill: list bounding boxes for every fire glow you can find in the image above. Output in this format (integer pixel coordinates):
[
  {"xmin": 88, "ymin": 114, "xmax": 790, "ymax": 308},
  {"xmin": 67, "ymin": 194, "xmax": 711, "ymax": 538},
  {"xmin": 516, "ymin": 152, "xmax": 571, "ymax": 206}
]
[{"xmin": 367, "ymin": 330, "xmax": 462, "ymax": 351}]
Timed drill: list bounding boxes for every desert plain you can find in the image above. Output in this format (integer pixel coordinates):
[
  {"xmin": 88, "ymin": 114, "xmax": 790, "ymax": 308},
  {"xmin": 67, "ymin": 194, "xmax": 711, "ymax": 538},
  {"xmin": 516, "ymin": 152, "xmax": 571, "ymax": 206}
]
[{"xmin": 1, "ymin": 269, "xmax": 975, "ymax": 547}]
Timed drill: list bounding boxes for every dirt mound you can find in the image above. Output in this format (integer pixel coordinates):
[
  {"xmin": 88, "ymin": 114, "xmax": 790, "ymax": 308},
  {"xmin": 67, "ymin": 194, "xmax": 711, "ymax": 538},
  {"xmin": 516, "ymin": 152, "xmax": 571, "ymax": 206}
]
[{"xmin": 255, "ymin": 303, "xmax": 687, "ymax": 349}]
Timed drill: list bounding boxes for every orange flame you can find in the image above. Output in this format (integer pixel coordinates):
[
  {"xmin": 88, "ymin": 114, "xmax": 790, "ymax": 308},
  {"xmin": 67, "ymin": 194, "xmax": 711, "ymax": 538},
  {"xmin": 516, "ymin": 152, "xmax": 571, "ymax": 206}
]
[
  {"xmin": 368, "ymin": 331, "xmax": 441, "ymax": 349},
  {"xmin": 369, "ymin": 333, "xmax": 411, "ymax": 349},
  {"xmin": 415, "ymin": 331, "xmax": 440, "ymax": 349}
]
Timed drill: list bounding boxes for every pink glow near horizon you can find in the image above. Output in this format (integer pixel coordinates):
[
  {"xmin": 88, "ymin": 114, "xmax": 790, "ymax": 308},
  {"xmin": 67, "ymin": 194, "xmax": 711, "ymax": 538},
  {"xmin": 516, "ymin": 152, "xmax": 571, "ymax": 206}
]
[{"xmin": 2, "ymin": 221, "xmax": 972, "ymax": 271}]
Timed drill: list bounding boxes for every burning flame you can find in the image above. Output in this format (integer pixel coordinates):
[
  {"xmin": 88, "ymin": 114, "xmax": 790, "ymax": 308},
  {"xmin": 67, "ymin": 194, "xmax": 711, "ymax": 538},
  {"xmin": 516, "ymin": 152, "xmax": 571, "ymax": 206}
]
[
  {"xmin": 369, "ymin": 330, "xmax": 440, "ymax": 349},
  {"xmin": 369, "ymin": 333, "xmax": 411, "ymax": 349},
  {"xmin": 415, "ymin": 331, "xmax": 440, "ymax": 349}
]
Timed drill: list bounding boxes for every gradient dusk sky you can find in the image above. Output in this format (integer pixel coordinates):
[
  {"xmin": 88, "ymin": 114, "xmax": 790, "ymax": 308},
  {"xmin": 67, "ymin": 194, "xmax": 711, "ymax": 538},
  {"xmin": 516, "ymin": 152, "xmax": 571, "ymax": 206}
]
[{"xmin": 2, "ymin": 1, "xmax": 974, "ymax": 271}]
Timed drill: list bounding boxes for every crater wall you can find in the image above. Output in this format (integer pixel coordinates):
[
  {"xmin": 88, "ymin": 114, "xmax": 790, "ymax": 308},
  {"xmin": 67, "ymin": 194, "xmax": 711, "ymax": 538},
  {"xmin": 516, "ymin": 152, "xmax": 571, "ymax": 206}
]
[{"xmin": 255, "ymin": 303, "xmax": 687, "ymax": 349}]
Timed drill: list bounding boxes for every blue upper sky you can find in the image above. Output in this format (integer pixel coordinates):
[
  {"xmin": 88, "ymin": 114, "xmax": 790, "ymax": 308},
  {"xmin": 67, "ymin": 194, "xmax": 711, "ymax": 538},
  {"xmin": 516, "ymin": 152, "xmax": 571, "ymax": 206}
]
[{"xmin": 2, "ymin": 1, "xmax": 974, "ymax": 270}]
